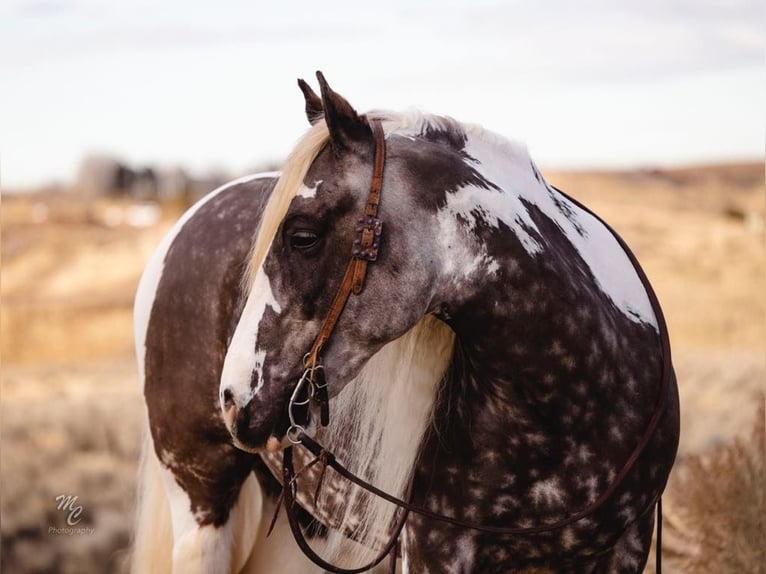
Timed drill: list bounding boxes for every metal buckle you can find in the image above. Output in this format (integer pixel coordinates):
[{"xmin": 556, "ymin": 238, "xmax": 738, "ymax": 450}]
[
  {"xmin": 286, "ymin": 424, "xmax": 306, "ymax": 445},
  {"xmin": 288, "ymin": 369, "xmax": 312, "ymax": 436},
  {"xmin": 352, "ymin": 217, "xmax": 383, "ymax": 261}
]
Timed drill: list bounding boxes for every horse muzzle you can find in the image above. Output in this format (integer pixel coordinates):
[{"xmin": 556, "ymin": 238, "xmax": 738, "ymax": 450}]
[
  {"xmin": 221, "ymin": 368, "xmax": 320, "ymax": 452},
  {"xmin": 220, "ymin": 390, "xmax": 291, "ymax": 452}
]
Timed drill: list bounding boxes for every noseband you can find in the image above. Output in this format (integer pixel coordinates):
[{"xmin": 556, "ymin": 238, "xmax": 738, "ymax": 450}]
[
  {"xmin": 286, "ymin": 118, "xmax": 386, "ymax": 442},
  {"xmin": 277, "ymin": 118, "xmax": 669, "ymax": 574}
]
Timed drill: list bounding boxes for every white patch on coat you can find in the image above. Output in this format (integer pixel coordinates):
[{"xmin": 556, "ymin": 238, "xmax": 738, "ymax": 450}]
[
  {"xmin": 220, "ymin": 267, "xmax": 282, "ymax": 408},
  {"xmin": 561, "ymin": 526, "xmax": 578, "ymax": 550},
  {"xmin": 439, "ymin": 180, "xmax": 543, "ymax": 255},
  {"xmin": 492, "ymin": 494, "xmax": 520, "ymax": 516},
  {"xmin": 619, "ymin": 506, "xmax": 636, "ymax": 523},
  {"xmin": 583, "ymin": 474, "xmax": 600, "ymax": 503},
  {"xmin": 133, "ymin": 172, "xmax": 279, "ymax": 390},
  {"xmin": 250, "ymin": 349, "xmax": 267, "ymax": 395},
  {"xmin": 158, "ymin": 464, "xmax": 206, "ymax": 546},
  {"xmin": 450, "ymin": 535, "xmax": 476, "ymax": 574},
  {"xmin": 613, "ymin": 524, "xmax": 643, "ymax": 570},
  {"xmin": 435, "ymin": 204, "xmax": 500, "ymax": 285},
  {"xmin": 443, "ymin": 130, "xmax": 656, "ymax": 326},
  {"xmin": 159, "ymin": 463, "xmax": 262, "ymax": 574},
  {"xmin": 297, "ymin": 179, "xmax": 322, "ymax": 199},
  {"xmin": 530, "ymin": 477, "xmax": 567, "ymax": 507},
  {"xmin": 158, "ymin": 448, "xmax": 177, "ymax": 468}
]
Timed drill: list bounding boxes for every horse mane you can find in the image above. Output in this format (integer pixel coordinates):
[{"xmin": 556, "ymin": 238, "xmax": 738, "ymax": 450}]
[
  {"xmin": 319, "ymin": 315, "xmax": 454, "ymax": 565},
  {"xmin": 245, "ymin": 119, "xmax": 331, "ymax": 289},
  {"xmin": 245, "ymin": 111, "xmax": 458, "ymax": 565}
]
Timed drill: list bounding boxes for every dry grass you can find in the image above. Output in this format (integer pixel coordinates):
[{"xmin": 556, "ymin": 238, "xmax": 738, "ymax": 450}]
[
  {"xmin": 653, "ymin": 398, "xmax": 765, "ymax": 574},
  {"xmin": 1, "ymin": 163, "xmax": 764, "ymax": 572},
  {"xmin": 1, "ymin": 194, "xmax": 176, "ymax": 364},
  {"xmin": 1, "ymin": 362, "xmax": 144, "ymax": 574},
  {"xmin": 1, "ymin": 196, "xmax": 170, "ymax": 573}
]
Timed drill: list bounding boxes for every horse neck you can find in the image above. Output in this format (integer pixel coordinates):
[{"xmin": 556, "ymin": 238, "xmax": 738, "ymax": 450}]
[{"xmin": 429, "ymin": 145, "xmax": 662, "ymax": 450}]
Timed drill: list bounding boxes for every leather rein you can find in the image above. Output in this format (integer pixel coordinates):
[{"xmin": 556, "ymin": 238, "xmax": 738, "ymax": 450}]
[{"xmin": 274, "ymin": 118, "xmax": 670, "ymax": 574}]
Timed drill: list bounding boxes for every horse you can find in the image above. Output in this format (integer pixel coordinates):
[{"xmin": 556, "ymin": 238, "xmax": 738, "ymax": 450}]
[{"xmin": 132, "ymin": 72, "xmax": 679, "ymax": 574}]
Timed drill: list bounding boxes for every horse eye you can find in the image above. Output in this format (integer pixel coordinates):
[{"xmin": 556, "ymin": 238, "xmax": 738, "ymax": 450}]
[{"xmin": 290, "ymin": 229, "xmax": 320, "ymax": 250}]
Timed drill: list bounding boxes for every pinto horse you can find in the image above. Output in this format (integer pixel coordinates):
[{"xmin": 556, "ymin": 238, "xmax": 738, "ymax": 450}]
[{"xmin": 132, "ymin": 72, "xmax": 679, "ymax": 573}]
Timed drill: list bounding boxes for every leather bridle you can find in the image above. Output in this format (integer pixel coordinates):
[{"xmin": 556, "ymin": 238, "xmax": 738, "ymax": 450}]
[
  {"xmin": 285, "ymin": 118, "xmax": 386, "ymax": 442},
  {"xmin": 276, "ymin": 117, "xmax": 669, "ymax": 574}
]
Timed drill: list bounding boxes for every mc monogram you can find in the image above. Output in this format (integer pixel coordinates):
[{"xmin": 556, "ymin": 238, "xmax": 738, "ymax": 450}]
[{"xmin": 55, "ymin": 494, "xmax": 84, "ymax": 526}]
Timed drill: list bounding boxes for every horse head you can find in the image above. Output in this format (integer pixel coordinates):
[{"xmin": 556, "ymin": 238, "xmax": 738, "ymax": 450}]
[{"xmin": 219, "ymin": 73, "xmax": 464, "ymax": 451}]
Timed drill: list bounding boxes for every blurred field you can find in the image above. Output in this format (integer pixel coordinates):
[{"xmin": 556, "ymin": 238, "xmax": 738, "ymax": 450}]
[{"xmin": 2, "ymin": 164, "xmax": 764, "ymax": 573}]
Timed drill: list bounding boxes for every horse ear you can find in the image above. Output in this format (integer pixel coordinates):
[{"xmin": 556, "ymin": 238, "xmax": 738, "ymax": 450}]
[
  {"xmin": 297, "ymin": 78, "xmax": 323, "ymax": 125},
  {"xmin": 315, "ymin": 71, "xmax": 370, "ymax": 153}
]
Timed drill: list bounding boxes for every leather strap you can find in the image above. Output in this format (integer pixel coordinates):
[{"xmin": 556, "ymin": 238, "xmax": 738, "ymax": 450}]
[
  {"xmin": 352, "ymin": 118, "xmax": 387, "ymax": 294},
  {"xmin": 305, "ymin": 259, "xmax": 360, "ymax": 372},
  {"xmin": 293, "ymin": 430, "xmax": 665, "ymax": 536},
  {"xmin": 656, "ymin": 497, "xmax": 663, "ymax": 574},
  {"xmin": 304, "ymin": 119, "xmax": 386, "ymax": 375},
  {"xmin": 366, "ymin": 119, "xmax": 386, "ymax": 217},
  {"xmin": 282, "ymin": 446, "xmax": 410, "ymax": 574}
]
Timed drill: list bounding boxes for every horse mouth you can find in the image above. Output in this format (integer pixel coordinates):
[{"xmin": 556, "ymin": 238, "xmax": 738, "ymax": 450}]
[
  {"xmin": 229, "ymin": 435, "xmax": 266, "ymax": 454},
  {"xmin": 222, "ymin": 367, "xmax": 316, "ymax": 453},
  {"xmin": 228, "ymin": 431, "xmax": 291, "ymax": 453},
  {"xmin": 229, "ymin": 423, "xmax": 287, "ymax": 454},
  {"xmin": 224, "ymin": 394, "xmax": 297, "ymax": 453},
  {"xmin": 228, "ymin": 419, "xmax": 287, "ymax": 453}
]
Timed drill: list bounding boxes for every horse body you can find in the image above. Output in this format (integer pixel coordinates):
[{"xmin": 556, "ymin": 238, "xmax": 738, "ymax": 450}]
[
  {"xmin": 133, "ymin": 75, "xmax": 678, "ymax": 574},
  {"xmin": 134, "ymin": 173, "xmax": 274, "ymax": 573}
]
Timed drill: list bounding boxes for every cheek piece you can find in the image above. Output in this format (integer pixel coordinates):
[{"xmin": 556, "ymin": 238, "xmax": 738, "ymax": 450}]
[{"xmin": 275, "ymin": 117, "xmax": 386, "ymax": 449}]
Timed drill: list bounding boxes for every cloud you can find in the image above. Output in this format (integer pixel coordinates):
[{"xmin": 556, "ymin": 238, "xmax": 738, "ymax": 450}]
[
  {"xmin": 1, "ymin": 0, "xmax": 762, "ymax": 188},
  {"xmin": 13, "ymin": 0, "xmax": 75, "ymax": 15},
  {"xmin": 426, "ymin": 0, "xmax": 763, "ymax": 82}
]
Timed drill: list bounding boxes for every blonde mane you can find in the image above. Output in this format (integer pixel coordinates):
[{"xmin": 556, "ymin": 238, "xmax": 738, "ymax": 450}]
[
  {"xmin": 245, "ymin": 119, "xmax": 330, "ymax": 288},
  {"xmin": 316, "ymin": 314, "xmax": 454, "ymax": 566},
  {"xmin": 246, "ymin": 112, "xmax": 457, "ymax": 566}
]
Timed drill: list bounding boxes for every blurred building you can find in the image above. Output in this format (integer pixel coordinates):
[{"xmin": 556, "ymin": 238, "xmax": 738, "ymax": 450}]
[
  {"xmin": 75, "ymin": 155, "xmax": 230, "ymax": 202},
  {"xmin": 76, "ymin": 155, "xmax": 134, "ymax": 197}
]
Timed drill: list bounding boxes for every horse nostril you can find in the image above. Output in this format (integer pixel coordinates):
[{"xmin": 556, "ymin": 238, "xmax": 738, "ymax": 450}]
[{"xmin": 222, "ymin": 388, "xmax": 234, "ymax": 410}]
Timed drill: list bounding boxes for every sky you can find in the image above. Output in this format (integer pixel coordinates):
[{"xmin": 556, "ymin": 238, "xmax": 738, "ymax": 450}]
[{"xmin": 1, "ymin": 0, "xmax": 763, "ymax": 190}]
